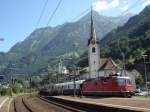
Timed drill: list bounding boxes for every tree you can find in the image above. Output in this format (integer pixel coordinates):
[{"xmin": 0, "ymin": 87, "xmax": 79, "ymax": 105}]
[
  {"xmin": 145, "ymin": 30, "xmax": 150, "ymax": 38},
  {"xmin": 1, "ymin": 87, "xmax": 10, "ymax": 96},
  {"xmin": 135, "ymin": 75, "xmax": 144, "ymax": 87},
  {"xmin": 132, "ymin": 49, "xmax": 145, "ymax": 61}
]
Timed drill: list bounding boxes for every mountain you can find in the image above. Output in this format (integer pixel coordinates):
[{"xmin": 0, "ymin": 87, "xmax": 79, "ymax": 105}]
[
  {"xmin": 100, "ymin": 5, "xmax": 150, "ymax": 58},
  {"xmin": 77, "ymin": 5, "xmax": 150, "ymax": 80},
  {"xmin": 0, "ymin": 11, "xmax": 132, "ymax": 75}
]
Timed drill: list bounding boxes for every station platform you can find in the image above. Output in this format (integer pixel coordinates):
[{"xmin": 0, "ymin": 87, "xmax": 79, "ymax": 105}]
[
  {"xmin": 0, "ymin": 97, "xmax": 8, "ymax": 109},
  {"xmin": 53, "ymin": 96, "xmax": 150, "ymax": 112}
]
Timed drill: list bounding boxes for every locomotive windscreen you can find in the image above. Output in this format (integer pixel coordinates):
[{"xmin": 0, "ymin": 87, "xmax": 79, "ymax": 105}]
[
  {"xmin": 117, "ymin": 78, "xmax": 126, "ymax": 86},
  {"xmin": 0, "ymin": 75, "xmax": 4, "ymax": 79}
]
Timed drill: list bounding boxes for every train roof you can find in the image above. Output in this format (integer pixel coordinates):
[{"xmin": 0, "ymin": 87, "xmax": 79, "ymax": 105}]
[
  {"xmin": 55, "ymin": 80, "xmax": 85, "ymax": 86},
  {"xmin": 116, "ymin": 76, "xmax": 131, "ymax": 79},
  {"xmin": 84, "ymin": 76, "xmax": 131, "ymax": 83}
]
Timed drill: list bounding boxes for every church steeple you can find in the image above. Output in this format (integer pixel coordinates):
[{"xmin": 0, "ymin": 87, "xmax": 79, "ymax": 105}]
[
  {"xmin": 88, "ymin": 7, "xmax": 100, "ymax": 79},
  {"xmin": 88, "ymin": 8, "xmax": 99, "ymax": 45}
]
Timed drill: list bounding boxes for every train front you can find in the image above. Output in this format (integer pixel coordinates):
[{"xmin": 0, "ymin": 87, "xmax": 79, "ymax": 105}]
[{"xmin": 116, "ymin": 76, "xmax": 133, "ymax": 97}]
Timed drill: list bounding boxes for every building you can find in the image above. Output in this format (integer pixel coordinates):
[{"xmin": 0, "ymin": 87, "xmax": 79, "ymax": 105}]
[
  {"xmin": 87, "ymin": 9, "xmax": 119, "ymax": 79},
  {"xmin": 80, "ymin": 9, "xmax": 136, "ymax": 90},
  {"xmin": 80, "ymin": 58, "xmax": 119, "ymax": 79}
]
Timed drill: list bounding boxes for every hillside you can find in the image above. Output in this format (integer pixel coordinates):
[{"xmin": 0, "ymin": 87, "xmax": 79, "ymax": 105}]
[
  {"xmin": 0, "ymin": 11, "xmax": 132, "ymax": 75},
  {"xmin": 101, "ymin": 5, "xmax": 150, "ymax": 59}
]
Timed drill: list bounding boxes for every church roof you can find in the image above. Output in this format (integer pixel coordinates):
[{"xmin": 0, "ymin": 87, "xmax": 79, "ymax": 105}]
[
  {"xmin": 79, "ymin": 58, "xmax": 118, "ymax": 74},
  {"xmin": 98, "ymin": 58, "xmax": 118, "ymax": 71}
]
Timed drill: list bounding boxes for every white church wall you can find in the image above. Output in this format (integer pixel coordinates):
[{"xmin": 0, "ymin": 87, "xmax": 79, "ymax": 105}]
[{"xmin": 88, "ymin": 44, "xmax": 100, "ymax": 78}]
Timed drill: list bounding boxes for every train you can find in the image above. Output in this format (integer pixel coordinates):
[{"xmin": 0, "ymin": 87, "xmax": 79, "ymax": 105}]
[{"xmin": 39, "ymin": 74, "xmax": 134, "ymax": 97}]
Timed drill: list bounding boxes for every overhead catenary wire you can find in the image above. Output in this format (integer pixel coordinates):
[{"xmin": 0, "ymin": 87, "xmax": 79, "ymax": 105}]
[
  {"xmin": 46, "ymin": 0, "xmax": 63, "ymax": 25},
  {"xmin": 100, "ymin": 0, "xmax": 145, "ymax": 37},
  {"xmin": 118, "ymin": 0, "xmax": 144, "ymax": 16},
  {"xmin": 71, "ymin": 8, "xmax": 91, "ymax": 22},
  {"xmin": 35, "ymin": 0, "xmax": 49, "ymax": 28}
]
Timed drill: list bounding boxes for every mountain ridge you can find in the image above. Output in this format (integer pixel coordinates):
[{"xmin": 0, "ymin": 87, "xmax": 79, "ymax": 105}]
[{"xmin": 0, "ymin": 11, "xmax": 133, "ymax": 75}]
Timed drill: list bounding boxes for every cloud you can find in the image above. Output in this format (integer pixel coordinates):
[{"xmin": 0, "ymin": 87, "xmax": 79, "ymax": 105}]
[
  {"xmin": 142, "ymin": 0, "xmax": 150, "ymax": 7},
  {"xmin": 93, "ymin": 0, "xmax": 120, "ymax": 11},
  {"xmin": 120, "ymin": 5, "xmax": 129, "ymax": 11}
]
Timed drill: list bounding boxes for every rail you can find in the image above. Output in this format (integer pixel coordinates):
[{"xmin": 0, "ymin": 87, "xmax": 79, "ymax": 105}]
[{"xmin": 13, "ymin": 96, "xmax": 34, "ymax": 112}]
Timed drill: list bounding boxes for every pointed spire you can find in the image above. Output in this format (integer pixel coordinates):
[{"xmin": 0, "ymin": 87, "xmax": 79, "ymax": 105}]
[
  {"xmin": 88, "ymin": 7, "xmax": 97, "ymax": 45},
  {"xmin": 91, "ymin": 8, "xmax": 96, "ymax": 39}
]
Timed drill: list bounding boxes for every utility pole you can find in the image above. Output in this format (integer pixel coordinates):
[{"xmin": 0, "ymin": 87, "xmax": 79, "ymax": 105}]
[
  {"xmin": 118, "ymin": 40, "xmax": 126, "ymax": 76},
  {"xmin": 54, "ymin": 64, "xmax": 59, "ymax": 83},
  {"xmin": 143, "ymin": 55, "xmax": 148, "ymax": 93},
  {"xmin": 122, "ymin": 52, "xmax": 126, "ymax": 76},
  {"xmin": 29, "ymin": 73, "xmax": 32, "ymax": 97},
  {"xmin": 9, "ymin": 63, "xmax": 15, "ymax": 97},
  {"xmin": 10, "ymin": 72, "xmax": 13, "ymax": 97},
  {"xmin": 73, "ymin": 42, "xmax": 78, "ymax": 97}
]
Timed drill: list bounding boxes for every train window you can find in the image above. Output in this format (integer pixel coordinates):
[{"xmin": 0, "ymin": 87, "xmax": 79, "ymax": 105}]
[
  {"xmin": 126, "ymin": 79, "xmax": 132, "ymax": 85},
  {"xmin": 117, "ymin": 78, "xmax": 125, "ymax": 86}
]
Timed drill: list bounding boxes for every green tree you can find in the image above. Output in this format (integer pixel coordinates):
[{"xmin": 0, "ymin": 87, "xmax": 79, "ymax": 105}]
[
  {"xmin": 132, "ymin": 49, "xmax": 145, "ymax": 61},
  {"xmin": 1, "ymin": 87, "xmax": 10, "ymax": 96},
  {"xmin": 145, "ymin": 30, "xmax": 150, "ymax": 37},
  {"xmin": 135, "ymin": 75, "xmax": 144, "ymax": 87}
]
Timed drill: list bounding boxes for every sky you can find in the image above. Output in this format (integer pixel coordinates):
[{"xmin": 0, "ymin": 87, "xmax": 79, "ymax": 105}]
[{"xmin": 0, "ymin": 0, "xmax": 150, "ymax": 52}]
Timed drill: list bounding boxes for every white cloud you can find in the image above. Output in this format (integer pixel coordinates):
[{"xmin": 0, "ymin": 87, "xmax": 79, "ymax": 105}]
[
  {"xmin": 120, "ymin": 5, "xmax": 129, "ymax": 11},
  {"xmin": 142, "ymin": 0, "xmax": 150, "ymax": 7},
  {"xmin": 109, "ymin": 0, "xmax": 120, "ymax": 8},
  {"xmin": 93, "ymin": 0, "xmax": 120, "ymax": 11}
]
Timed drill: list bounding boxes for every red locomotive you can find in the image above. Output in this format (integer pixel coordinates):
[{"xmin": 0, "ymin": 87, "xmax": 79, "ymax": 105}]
[{"xmin": 81, "ymin": 75, "xmax": 133, "ymax": 97}]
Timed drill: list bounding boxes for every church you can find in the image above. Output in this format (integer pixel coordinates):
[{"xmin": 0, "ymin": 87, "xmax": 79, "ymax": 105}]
[
  {"xmin": 81, "ymin": 9, "xmax": 119, "ymax": 79},
  {"xmin": 80, "ymin": 9, "xmax": 137, "ymax": 90}
]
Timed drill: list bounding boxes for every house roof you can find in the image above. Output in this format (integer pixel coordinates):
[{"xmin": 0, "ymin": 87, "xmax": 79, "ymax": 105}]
[{"xmin": 98, "ymin": 58, "xmax": 118, "ymax": 71}]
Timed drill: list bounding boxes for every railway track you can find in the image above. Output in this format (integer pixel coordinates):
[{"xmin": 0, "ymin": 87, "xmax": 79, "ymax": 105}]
[
  {"xmin": 11, "ymin": 96, "xmax": 34, "ymax": 112},
  {"xmin": 10, "ymin": 95, "xmax": 80, "ymax": 112}
]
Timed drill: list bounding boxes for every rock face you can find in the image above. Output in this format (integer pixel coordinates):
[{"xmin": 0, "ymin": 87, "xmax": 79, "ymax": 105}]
[{"xmin": 0, "ymin": 11, "xmax": 132, "ymax": 75}]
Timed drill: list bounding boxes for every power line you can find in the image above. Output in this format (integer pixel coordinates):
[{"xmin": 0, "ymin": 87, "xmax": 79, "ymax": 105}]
[
  {"xmin": 100, "ymin": 0, "xmax": 144, "ymax": 37},
  {"xmin": 46, "ymin": 0, "xmax": 63, "ymax": 25},
  {"xmin": 118, "ymin": 0, "xmax": 143, "ymax": 16},
  {"xmin": 71, "ymin": 8, "xmax": 90, "ymax": 22},
  {"xmin": 35, "ymin": 0, "xmax": 49, "ymax": 28}
]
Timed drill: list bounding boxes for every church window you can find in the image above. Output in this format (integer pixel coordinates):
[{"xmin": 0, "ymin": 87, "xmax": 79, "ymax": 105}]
[{"xmin": 92, "ymin": 47, "xmax": 96, "ymax": 53}]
